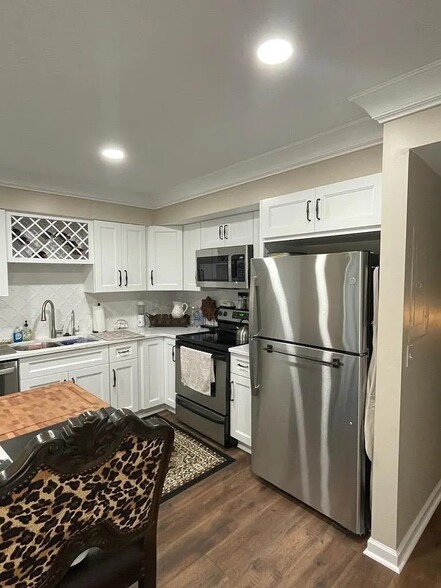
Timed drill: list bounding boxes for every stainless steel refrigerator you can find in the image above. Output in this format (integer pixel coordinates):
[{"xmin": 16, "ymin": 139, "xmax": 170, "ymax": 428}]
[{"xmin": 250, "ymin": 251, "xmax": 371, "ymax": 534}]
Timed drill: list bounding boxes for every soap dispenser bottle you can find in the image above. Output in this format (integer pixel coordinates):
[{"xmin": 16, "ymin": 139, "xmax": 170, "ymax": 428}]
[{"xmin": 22, "ymin": 320, "xmax": 32, "ymax": 341}]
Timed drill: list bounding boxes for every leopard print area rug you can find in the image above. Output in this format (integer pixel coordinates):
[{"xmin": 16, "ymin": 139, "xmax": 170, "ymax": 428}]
[{"xmin": 151, "ymin": 419, "xmax": 235, "ymax": 502}]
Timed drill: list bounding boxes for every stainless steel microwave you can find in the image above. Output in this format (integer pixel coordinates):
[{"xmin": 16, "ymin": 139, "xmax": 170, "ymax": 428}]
[{"xmin": 196, "ymin": 245, "xmax": 253, "ymax": 289}]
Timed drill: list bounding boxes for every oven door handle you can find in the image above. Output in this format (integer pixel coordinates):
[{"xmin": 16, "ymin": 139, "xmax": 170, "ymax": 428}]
[
  {"xmin": 0, "ymin": 366, "xmax": 16, "ymax": 376},
  {"xmin": 176, "ymin": 344, "xmax": 225, "ymax": 363}
]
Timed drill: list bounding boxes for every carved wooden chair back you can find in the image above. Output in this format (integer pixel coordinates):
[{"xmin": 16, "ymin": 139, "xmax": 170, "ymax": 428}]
[{"xmin": 0, "ymin": 409, "xmax": 173, "ymax": 588}]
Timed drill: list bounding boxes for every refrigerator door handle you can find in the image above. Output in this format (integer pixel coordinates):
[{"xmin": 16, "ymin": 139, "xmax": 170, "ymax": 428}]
[
  {"xmin": 249, "ymin": 273, "xmax": 262, "ymax": 337},
  {"xmin": 250, "ymin": 338, "xmax": 261, "ymax": 395},
  {"xmin": 263, "ymin": 345, "xmax": 342, "ymax": 368}
]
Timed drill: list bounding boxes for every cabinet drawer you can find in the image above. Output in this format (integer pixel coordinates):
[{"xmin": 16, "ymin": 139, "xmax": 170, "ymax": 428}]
[
  {"xmin": 231, "ymin": 354, "xmax": 250, "ymax": 378},
  {"xmin": 19, "ymin": 347, "xmax": 109, "ymax": 380},
  {"xmin": 109, "ymin": 341, "xmax": 138, "ymax": 363}
]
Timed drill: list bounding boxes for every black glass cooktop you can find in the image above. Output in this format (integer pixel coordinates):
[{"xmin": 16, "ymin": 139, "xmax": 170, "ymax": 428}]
[{"xmin": 176, "ymin": 329, "xmax": 238, "ymax": 353}]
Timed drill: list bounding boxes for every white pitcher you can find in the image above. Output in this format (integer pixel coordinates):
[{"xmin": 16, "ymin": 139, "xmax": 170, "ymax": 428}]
[{"xmin": 171, "ymin": 301, "xmax": 188, "ymax": 319}]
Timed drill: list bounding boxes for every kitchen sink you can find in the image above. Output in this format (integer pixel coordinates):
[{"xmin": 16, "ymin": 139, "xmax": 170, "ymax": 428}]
[
  {"xmin": 11, "ymin": 341, "xmax": 62, "ymax": 351},
  {"xmin": 10, "ymin": 335, "xmax": 99, "ymax": 352},
  {"xmin": 58, "ymin": 336, "xmax": 98, "ymax": 346}
]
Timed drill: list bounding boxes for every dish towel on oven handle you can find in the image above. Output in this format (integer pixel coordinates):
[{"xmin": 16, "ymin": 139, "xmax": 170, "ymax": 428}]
[{"xmin": 180, "ymin": 346, "xmax": 215, "ymax": 395}]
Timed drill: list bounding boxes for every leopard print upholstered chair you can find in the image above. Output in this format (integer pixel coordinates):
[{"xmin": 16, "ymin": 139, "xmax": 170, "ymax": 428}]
[{"xmin": 0, "ymin": 409, "xmax": 174, "ymax": 588}]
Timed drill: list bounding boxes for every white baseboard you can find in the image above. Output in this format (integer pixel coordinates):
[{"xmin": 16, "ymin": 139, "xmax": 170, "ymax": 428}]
[
  {"xmin": 364, "ymin": 538, "xmax": 400, "ymax": 573},
  {"xmin": 237, "ymin": 441, "xmax": 251, "ymax": 454},
  {"xmin": 364, "ymin": 477, "xmax": 441, "ymax": 573}
]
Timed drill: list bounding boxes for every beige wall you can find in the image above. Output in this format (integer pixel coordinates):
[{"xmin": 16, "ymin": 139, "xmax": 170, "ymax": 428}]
[
  {"xmin": 397, "ymin": 151, "xmax": 441, "ymax": 543},
  {"xmin": 372, "ymin": 104, "xmax": 441, "ymax": 551},
  {"xmin": 153, "ymin": 145, "xmax": 383, "ymax": 225},
  {"xmin": 0, "ymin": 186, "xmax": 153, "ymax": 225}
]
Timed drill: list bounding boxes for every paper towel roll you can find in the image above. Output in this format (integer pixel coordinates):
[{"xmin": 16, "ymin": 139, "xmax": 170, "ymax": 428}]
[{"xmin": 92, "ymin": 304, "xmax": 106, "ymax": 333}]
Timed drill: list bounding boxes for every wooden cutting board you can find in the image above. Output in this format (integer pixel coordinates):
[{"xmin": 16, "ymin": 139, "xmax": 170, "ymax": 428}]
[{"xmin": 0, "ymin": 382, "xmax": 109, "ymax": 441}]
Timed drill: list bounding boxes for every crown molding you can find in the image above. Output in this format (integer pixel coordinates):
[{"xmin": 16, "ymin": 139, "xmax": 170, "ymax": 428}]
[
  {"xmin": 0, "ymin": 118, "xmax": 382, "ymax": 211},
  {"xmin": 349, "ymin": 59, "xmax": 441, "ymax": 124},
  {"xmin": 149, "ymin": 117, "xmax": 383, "ymax": 208}
]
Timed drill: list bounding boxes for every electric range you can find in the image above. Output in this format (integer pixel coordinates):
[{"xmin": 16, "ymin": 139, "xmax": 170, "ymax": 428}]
[{"xmin": 174, "ymin": 307, "xmax": 249, "ymax": 446}]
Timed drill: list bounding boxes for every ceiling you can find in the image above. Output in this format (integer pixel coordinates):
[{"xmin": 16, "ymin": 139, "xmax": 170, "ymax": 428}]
[{"xmin": 1, "ymin": 1, "xmax": 441, "ymax": 209}]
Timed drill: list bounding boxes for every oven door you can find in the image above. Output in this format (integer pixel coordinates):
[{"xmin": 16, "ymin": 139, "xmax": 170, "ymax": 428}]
[{"xmin": 175, "ymin": 343, "xmax": 228, "ymax": 415}]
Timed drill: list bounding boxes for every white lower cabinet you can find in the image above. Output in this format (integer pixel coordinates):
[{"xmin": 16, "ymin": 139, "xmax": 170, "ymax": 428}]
[
  {"xmin": 110, "ymin": 359, "xmax": 138, "ymax": 411},
  {"xmin": 70, "ymin": 365, "xmax": 110, "ymax": 403},
  {"xmin": 21, "ymin": 371, "xmax": 69, "ymax": 390},
  {"xmin": 230, "ymin": 351, "xmax": 251, "ymax": 451},
  {"xmin": 139, "ymin": 338, "xmax": 164, "ymax": 410},
  {"xmin": 19, "ymin": 347, "xmax": 110, "ymax": 402},
  {"xmin": 163, "ymin": 339, "xmax": 176, "ymax": 409},
  {"xmin": 139, "ymin": 337, "xmax": 176, "ymax": 411}
]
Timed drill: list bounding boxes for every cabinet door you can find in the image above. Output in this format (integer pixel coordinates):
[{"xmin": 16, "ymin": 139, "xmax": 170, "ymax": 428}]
[
  {"xmin": 260, "ymin": 189, "xmax": 315, "ymax": 240},
  {"xmin": 200, "ymin": 213, "xmax": 254, "ymax": 248},
  {"xmin": 163, "ymin": 339, "xmax": 176, "ymax": 409},
  {"xmin": 200, "ymin": 219, "xmax": 225, "ymax": 248},
  {"xmin": 20, "ymin": 371, "xmax": 69, "ymax": 391},
  {"xmin": 314, "ymin": 173, "xmax": 382, "ymax": 233},
  {"xmin": 92, "ymin": 221, "xmax": 122, "ymax": 292},
  {"xmin": 230, "ymin": 373, "xmax": 252, "ymax": 448},
  {"xmin": 139, "ymin": 339, "xmax": 164, "ymax": 410},
  {"xmin": 183, "ymin": 223, "xmax": 201, "ymax": 291},
  {"xmin": 147, "ymin": 226, "xmax": 183, "ymax": 291},
  {"xmin": 222, "ymin": 212, "xmax": 254, "ymax": 246},
  {"xmin": 121, "ymin": 224, "xmax": 146, "ymax": 291},
  {"xmin": 252, "ymin": 212, "xmax": 261, "ymax": 258},
  {"xmin": 70, "ymin": 365, "xmax": 110, "ymax": 403},
  {"xmin": 111, "ymin": 359, "xmax": 139, "ymax": 411},
  {"xmin": 0, "ymin": 210, "xmax": 8, "ymax": 296}
]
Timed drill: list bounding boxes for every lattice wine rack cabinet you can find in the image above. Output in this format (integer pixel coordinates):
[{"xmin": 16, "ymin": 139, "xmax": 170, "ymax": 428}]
[{"xmin": 7, "ymin": 213, "xmax": 93, "ymax": 263}]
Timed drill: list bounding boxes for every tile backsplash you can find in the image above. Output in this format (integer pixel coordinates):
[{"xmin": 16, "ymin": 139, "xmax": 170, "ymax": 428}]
[{"xmin": 0, "ymin": 265, "xmax": 242, "ymax": 340}]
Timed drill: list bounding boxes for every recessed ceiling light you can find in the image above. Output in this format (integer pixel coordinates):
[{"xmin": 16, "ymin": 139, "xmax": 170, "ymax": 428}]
[
  {"xmin": 100, "ymin": 146, "xmax": 126, "ymax": 162},
  {"xmin": 257, "ymin": 39, "xmax": 293, "ymax": 65}
]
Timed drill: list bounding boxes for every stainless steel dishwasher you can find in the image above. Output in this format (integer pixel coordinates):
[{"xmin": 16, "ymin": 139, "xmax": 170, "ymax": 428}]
[{"xmin": 0, "ymin": 360, "xmax": 19, "ymax": 396}]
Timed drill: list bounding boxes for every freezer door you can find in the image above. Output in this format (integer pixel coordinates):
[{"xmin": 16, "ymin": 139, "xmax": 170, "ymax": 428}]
[
  {"xmin": 250, "ymin": 252, "xmax": 368, "ymax": 354},
  {"xmin": 251, "ymin": 338, "xmax": 367, "ymax": 534}
]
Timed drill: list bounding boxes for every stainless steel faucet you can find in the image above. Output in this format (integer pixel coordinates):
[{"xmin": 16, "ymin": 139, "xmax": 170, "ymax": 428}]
[
  {"xmin": 40, "ymin": 299, "xmax": 57, "ymax": 338},
  {"xmin": 70, "ymin": 310, "xmax": 77, "ymax": 336}
]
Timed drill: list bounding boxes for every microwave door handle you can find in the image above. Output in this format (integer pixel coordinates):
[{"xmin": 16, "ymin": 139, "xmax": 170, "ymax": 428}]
[{"xmin": 228, "ymin": 255, "xmax": 233, "ymax": 284}]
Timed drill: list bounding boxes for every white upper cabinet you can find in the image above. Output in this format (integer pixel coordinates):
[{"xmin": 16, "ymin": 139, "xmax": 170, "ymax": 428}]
[
  {"xmin": 260, "ymin": 173, "xmax": 382, "ymax": 241},
  {"xmin": 0, "ymin": 210, "xmax": 8, "ymax": 296},
  {"xmin": 183, "ymin": 223, "xmax": 201, "ymax": 291},
  {"xmin": 200, "ymin": 212, "xmax": 254, "ymax": 248},
  {"xmin": 314, "ymin": 173, "xmax": 382, "ymax": 233},
  {"xmin": 122, "ymin": 224, "xmax": 147, "ymax": 291},
  {"xmin": 147, "ymin": 226, "xmax": 183, "ymax": 291},
  {"xmin": 85, "ymin": 221, "xmax": 146, "ymax": 293},
  {"xmin": 260, "ymin": 189, "xmax": 315, "ymax": 240}
]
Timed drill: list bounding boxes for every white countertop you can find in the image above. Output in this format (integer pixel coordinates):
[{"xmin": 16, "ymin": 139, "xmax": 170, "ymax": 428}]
[
  {"xmin": 0, "ymin": 327, "xmax": 209, "ymax": 362},
  {"xmin": 229, "ymin": 343, "xmax": 249, "ymax": 358}
]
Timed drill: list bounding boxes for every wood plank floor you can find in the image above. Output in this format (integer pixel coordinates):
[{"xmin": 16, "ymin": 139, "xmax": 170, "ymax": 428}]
[{"xmin": 157, "ymin": 412, "xmax": 441, "ymax": 587}]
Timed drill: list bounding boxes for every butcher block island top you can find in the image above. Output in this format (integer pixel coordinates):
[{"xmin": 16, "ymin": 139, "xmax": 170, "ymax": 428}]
[{"xmin": 0, "ymin": 382, "xmax": 109, "ymax": 442}]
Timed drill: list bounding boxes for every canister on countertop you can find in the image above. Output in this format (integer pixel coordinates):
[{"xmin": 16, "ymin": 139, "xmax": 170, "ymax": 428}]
[{"xmin": 137, "ymin": 301, "xmax": 146, "ymax": 327}]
